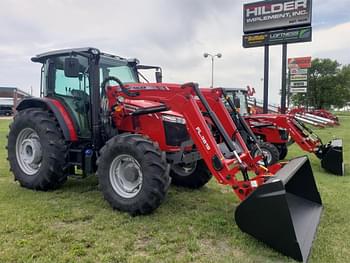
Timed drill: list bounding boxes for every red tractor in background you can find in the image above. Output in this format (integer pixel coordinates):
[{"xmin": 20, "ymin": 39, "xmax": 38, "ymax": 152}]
[
  {"xmin": 7, "ymin": 48, "xmax": 323, "ymax": 262},
  {"xmin": 224, "ymin": 88, "xmax": 344, "ymax": 175}
]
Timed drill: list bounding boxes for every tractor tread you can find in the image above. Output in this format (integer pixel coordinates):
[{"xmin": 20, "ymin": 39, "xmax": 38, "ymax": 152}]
[
  {"xmin": 97, "ymin": 134, "xmax": 170, "ymax": 215},
  {"xmin": 170, "ymin": 160, "xmax": 212, "ymax": 189},
  {"xmin": 7, "ymin": 108, "xmax": 69, "ymax": 190}
]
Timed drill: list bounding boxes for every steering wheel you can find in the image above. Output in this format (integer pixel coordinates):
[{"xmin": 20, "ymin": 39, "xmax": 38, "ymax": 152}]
[
  {"xmin": 70, "ymin": 89, "xmax": 89, "ymax": 100},
  {"xmin": 101, "ymin": 76, "xmax": 139, "ymax": 97}
]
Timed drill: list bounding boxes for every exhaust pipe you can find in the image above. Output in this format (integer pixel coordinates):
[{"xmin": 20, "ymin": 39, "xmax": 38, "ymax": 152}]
[
  {"xmin": 235, "ymin": 156, "xmax": 322, "ymax": 262},
  {"xmin": 320, "ymin": 139, "xmax": 344, "ymax": 176}
]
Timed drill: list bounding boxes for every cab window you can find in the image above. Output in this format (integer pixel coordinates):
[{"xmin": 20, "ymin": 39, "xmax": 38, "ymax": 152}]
[{"xmin": 99, "ymin": 56, "xmax": 138, "ymax": 86}]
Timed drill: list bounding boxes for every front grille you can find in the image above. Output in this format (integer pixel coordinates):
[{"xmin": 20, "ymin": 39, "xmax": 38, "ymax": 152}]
[{"xmin": 163, "ymin": 122, "xmax": 189, "ymax": 146}]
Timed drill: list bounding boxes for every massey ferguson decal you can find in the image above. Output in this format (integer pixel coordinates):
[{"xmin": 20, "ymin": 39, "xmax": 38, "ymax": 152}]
[{"xmin": 243, "ymin": 0, "xmax": 312, "ymax": 33}]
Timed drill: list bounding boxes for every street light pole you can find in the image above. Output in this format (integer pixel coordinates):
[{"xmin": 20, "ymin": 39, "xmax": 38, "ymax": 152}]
[
  {"xmin": 204, "ymin": 52, "xmax": 222, "ymax": 88},
  {"xmin": 211, "ymin": 56, "xmax": 214, "ymax": 88}
]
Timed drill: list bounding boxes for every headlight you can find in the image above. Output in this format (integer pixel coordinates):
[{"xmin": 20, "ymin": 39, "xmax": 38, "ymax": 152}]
[
  {"xmin": 117, "ymin": 96, "xmax": 125, "ymax": 103},
  {"xmin": 162, "ymin": 114, "xmax": 186, "ymax": 125}
]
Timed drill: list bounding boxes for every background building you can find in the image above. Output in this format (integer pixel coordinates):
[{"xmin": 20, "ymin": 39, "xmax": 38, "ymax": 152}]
[{"xmin": 0, "ymin": 87, "xmax": 31, "ymax": 115}]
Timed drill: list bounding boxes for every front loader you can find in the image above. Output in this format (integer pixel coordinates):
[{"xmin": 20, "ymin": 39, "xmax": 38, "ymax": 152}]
[
  {"xmin": 245, "ymin": 114, "xmax": 344, "ymax": 176},
  {"xmin": 7, "ymin": 48, "xmax": 322, "ymax": 262},
  {"xmin": 224, "ymin": 88, "xmax": 344, "ymax": 176}
]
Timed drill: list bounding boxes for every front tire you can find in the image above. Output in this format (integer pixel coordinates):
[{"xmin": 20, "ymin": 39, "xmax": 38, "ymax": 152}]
[
  {"xmin": 170, "ymin": 160, "xmax": 212, "ymax": 189},
  {"xmin": 97, "ymin": 134, "xmax": 170, "ymax": 215},
  {"xmin": 251, "ymin": 142, "xmax": 280, "ymax": 166},
  {"xmin": 7, "ymin": 108, "xmax": 68, "ymax": 190}
]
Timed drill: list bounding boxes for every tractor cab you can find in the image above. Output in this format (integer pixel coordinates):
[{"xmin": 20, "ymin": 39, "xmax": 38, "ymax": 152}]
[
  {"xmin": 222, "ymin": 88, "xmax": 250, "ymax": 116},
  {"xmin": 31, "ymin": 48, "xmax": 142, "ymax": 139}
]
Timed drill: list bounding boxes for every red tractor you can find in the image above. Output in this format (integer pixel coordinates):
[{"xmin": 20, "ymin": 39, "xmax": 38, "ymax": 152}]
[
  {"xmin": 224, "ymin": 88, "xmax": 344, "ymax": 175},
  {"xmin": 7, "ymin": 48, "xmax": 322, "ymax": 262}
]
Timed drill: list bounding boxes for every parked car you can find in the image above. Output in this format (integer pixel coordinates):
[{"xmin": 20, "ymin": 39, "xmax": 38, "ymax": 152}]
[{"xmin": 0, "ymin": 105, "xmax": 13, "ymax": 116}]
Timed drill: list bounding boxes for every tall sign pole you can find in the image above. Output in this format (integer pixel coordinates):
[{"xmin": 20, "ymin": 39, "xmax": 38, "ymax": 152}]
[
  {"xmin": 281, "ymin": 43, "xmax": 287, "ymax": 113},
  {"xmin": 263, "ymin": 45, "xmax": 269, "ymax": 113},
  {"xmin": 243, "ymin": 0, "xmax": 312, "ymax": 113},
  {"xmin": 211, "ymin": 56, "xmax": 214, "ymax": 88}
]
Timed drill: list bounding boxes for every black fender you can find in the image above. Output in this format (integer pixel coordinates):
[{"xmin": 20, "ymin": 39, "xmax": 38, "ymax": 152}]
[{"xmin": 16, "ymin": 98, "xmax": 78, "ymax": 141}]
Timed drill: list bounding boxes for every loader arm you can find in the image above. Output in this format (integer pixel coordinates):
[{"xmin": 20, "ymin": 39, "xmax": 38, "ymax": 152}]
[
  {"xmin": 246, "ymin": 114, "xmax": 322, "ymax": 153},
  {"xmin": 201, "ymin": 88, "xmax": 271, "ymax": 167}
]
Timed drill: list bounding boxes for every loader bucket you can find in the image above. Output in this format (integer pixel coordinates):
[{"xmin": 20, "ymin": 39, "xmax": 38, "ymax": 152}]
[
  {"xmin": 321, "ymin": 139, "xmax": 344, "ymax": 176},
  {"xmin": 235, "ymin": 156, "xmax": 322, "ymax": 262}
]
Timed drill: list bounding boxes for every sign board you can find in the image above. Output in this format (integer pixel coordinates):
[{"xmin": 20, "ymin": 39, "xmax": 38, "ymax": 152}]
[
  {"xmin": 243, "ymin": 0, "xmax": 312, "ymax": 33},
  {"xmin": 290, "ymin": 87, "xmax": 307, "ymax": 93},
  {"xmin": 290, "ymin": 81, "xmax": 307, "ymax": 87},
  {"xmin": 290, "ymin": 74, "xmax": 308, "ymax": 81},
  {"xmin": 243, "ymin": 26, "xmax": 311, "ymax": 48},
  {"xmin": 290, "ymin": 68, "xmax": 308, "ymax": 74},
  {"xmin": 288, "ymin": 56, "xmax": 312, "ymax": 69},
  {"xmin": 289, "ymin": 57, "xmax": 310, "ymax": 93}
]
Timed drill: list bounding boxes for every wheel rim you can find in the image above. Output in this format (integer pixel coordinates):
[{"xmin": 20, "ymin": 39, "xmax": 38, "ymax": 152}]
[
  {"xmin": 254, "ymin": 149, "xmax": 272, "ymax": 165},
  {"xmin": 109, "ymin": 154, "xmax": 143, "ymax": 198},
  {"xmin": 171, "ymin": 161, "xmax": 197, "ymax": 177},
  {"xmin": 15, "ymin": 128, "xmax": 42, "ymax": 175}
]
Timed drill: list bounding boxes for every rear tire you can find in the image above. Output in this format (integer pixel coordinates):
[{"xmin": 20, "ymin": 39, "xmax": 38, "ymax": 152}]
[
  {"xmin": 170, "ymin": 160, "xmax": 212, "ymax": 189},
  {"xmin": 251, "ymin": 142, "xmax": 280, "ymax": 166},
  {"xmin": 7, "ymin": 108, "xmax": 68, "ymax": 190},
  {"xmin": 97, "ymin": 134, "xmax": 170, "ymax": 215}
]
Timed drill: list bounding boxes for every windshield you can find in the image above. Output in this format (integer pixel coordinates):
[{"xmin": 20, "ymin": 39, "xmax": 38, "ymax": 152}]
[
  {"xmin": 224, "ymin": 91, "xmax": 249, "ymax": 116},
  {"xmin": 99, "ymin": 56, "xmax": 138, "ymax": 84},
  {"xmin": 236, "ymin": 92, "xmax": 248, "ymax": 116}
]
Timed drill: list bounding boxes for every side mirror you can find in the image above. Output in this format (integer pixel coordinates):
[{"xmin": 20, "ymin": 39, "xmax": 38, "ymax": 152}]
[
  {"xmin": 155, "ymin": 70, "xmax": 162, "ymax": 83},
  {"xmin": 64, "ymin": 57, "xmax": 80, "ymax": 78},
  {"xmin": 234, "ymin": 97, "xmax": 241, "ymax": 109}
]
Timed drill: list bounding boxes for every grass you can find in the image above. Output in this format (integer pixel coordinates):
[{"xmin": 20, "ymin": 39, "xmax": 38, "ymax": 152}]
[{"xmin": 0, "ymin": 114, "xmax": 349, "ymax": 263}]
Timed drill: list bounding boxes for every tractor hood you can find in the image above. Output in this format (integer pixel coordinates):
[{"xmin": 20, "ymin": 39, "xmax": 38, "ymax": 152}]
[{"xmin": 124, "ymin": 99, "xmax": 183, "ymax": 118}]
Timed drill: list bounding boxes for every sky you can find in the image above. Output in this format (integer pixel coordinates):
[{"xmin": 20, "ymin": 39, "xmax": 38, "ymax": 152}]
[{"xmin": 0, "ymin": 0, "xmax": 349, "ymax": 104}]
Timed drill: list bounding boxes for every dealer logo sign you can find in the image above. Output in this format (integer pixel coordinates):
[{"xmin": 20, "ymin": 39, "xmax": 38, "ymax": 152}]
[{"xmin": 243, "ymin": 0, "xmax": 312, "ymax": 33}]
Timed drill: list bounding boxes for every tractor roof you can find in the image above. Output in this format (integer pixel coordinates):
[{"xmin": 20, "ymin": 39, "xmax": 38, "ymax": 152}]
[{"xmin": 31, "ymin": 47, "xmax": 138, "ymax": 64}]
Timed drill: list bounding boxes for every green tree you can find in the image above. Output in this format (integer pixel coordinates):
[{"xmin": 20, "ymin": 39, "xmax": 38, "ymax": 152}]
[
  {"xmin": 337, "ymin": 65, "xmax": 350, "ymax": 106},
  {"xmin": 291, "ymin": 58, "xmax": 350, "ymax": 109}
]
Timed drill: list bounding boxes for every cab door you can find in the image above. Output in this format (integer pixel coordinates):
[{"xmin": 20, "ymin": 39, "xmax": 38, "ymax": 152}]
[{"xmin": 45, "ymin": 55, "xmax": 91, "ymax": 138}]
